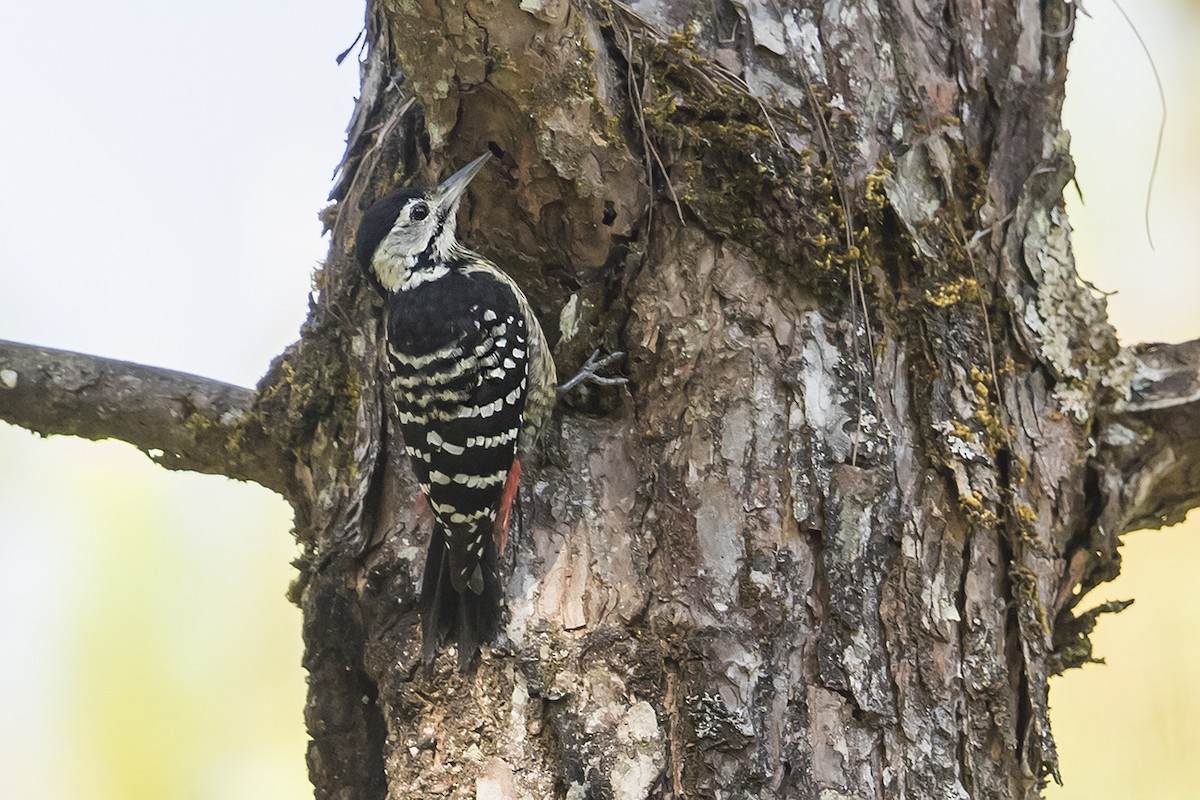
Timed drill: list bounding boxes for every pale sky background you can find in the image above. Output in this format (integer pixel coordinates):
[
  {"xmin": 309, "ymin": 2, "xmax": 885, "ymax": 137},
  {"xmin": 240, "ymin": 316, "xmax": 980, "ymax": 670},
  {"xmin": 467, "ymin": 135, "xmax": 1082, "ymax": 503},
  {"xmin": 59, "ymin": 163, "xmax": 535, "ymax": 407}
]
[{"xmin": 0, "ymin": 1, "xmax": 1197, "ymax": 798}]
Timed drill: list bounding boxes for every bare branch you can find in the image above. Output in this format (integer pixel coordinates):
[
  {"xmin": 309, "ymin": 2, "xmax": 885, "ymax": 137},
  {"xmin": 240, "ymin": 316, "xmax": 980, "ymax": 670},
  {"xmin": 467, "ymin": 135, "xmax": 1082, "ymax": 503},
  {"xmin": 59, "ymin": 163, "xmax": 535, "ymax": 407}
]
[
  {"xmin": 0, "ymin": 339, "xmax": 291, "ymax": 494},
  {"xmin": 1102, "ymin": 337, "xmax": 1200, "ymax": 532}
]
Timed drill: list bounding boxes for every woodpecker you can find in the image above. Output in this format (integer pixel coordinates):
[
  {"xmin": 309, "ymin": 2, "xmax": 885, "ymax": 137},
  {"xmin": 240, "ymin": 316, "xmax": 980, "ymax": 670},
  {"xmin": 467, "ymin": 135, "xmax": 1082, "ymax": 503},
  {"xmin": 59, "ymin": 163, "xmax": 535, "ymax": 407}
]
[{"xmin": 355, "ymin": 153, "xmax": 557, "ymax": 669}]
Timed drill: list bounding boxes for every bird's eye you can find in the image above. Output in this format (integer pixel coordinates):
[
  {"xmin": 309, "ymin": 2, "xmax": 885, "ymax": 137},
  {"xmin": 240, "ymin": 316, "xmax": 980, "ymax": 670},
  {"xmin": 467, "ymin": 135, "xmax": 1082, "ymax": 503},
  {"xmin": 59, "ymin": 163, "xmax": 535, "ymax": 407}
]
[{"xmin": 410, "ymin": 202, "xmax": 430, "ymax": 221}]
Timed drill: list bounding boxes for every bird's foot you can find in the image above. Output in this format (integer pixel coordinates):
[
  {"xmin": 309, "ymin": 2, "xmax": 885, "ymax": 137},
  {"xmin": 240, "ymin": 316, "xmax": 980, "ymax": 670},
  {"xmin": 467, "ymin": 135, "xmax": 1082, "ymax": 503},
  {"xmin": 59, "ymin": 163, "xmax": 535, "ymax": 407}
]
[{"xmin": 558, "ymin": 349, "xmax": 628, "ymax": 397}]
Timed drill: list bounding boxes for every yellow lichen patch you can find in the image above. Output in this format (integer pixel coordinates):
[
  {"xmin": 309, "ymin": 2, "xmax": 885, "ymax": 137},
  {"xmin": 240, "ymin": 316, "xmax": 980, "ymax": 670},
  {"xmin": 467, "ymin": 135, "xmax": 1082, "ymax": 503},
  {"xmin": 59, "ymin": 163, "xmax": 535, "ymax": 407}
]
[
  {"xmin": 969, "ymin": 365, "xmax": 1011, "ymax": 456},
  {"xmin": 184, "ymin": 410, "xmax": 213, "ymax": 440},
  {"xmin": 1010, "ymin": 566, "xmax": 1052, "ymax": 636},
  {"xmin": 948, "ymin": 420, "xmax": 975, "ymax": 441},
  {"xmin": 959, "ymin": 489, "xmax": 999, "ymax": 526},
  {"xmin": 863, "ymin": 166, "xmax": 891, "ymax": 213},
  {"xmin": 925, "ymin": 277, "xmax": 980, "ymax": 308},
  {"xmin": 959, "ymin": 491, "xmax": 983, "ymax": 510}
]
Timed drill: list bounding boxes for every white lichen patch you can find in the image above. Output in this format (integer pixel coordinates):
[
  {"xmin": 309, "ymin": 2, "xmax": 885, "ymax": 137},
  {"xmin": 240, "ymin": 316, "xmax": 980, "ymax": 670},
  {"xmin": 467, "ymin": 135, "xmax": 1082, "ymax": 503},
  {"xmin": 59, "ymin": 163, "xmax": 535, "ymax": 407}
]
[
  {"xmin": 1023, "ymin": 206, "xmax": 1124, "ymax": 422},
  {"xmin": 794, "ymin": 314, "xmax": 856, "ymax": 461},
  {"xmin": 610, "ymin": 702, "xmax": 665, "ymax": 800},
  {"xmin": 507, "ymin": 671, "xmax": 531, "ymax": 750},
  {"xmin": 784, "ymin": 9, "xmax": 826, "ymax": 80},
  {"xmin": 720, "ymin": 400, "xmax": 753, "ymax": 496},
  {"xmin": 731, "ymin": 0, "xmax": 787, "ymax": 55},
  {"xmin": 695, "ymin": 480, "xmax": 742, "ymax": 608},
  {"xmin": 928, "ymin": 565, "xmax": 962, "ymax": 625},
  {"xmin": 1099, "ymin": 419, "xmax": 1141, "ymax": 448},
  {"xmin": 558, "ymin": 293, "xmax": 581, "ymax": 344},
  {"xmin": 720, "ymin": 402, "xmax": 753, "ymax": 462},
  {"xmin": 1101, "ymin": 345, "xmax": 1138, "ymax": 409},
  {"xmin": 502, "ymin": 574, "xmax": 536, "ymax": 648},
  {"xmin": 686, "ymin": 692, "xmax": 753, "ymax": 739},
  {"xmin": 832, "ymin": 493, "xmax": 872, "ymax": 565},
  {"xmin": 582, "ymin": 668, "xmax": 626, "ymax": 735},
  {"xmin": 475, "ymin": 758, "xmax": 519, "ymax": 800},
  {"xmin": 0, "ymin": 368, "xmax": 16, "ymax": 389},
  {"xmin": 933, "ymin": 420, "xmax": 986, "ymax": 462},
  {"xmin": 749, "ymin": 568, "xmax": 775, "ymax": 593},
  {"xmin": 849, "ymin": 403, "xmax": 888, "ymax": 457},
  {"xmin": 518, "ymin": 0, "xmax": 568, "ymax": 24},
  {"xmin": 218, "ymin": 408, "xmax": 244, "ymax": 427}
]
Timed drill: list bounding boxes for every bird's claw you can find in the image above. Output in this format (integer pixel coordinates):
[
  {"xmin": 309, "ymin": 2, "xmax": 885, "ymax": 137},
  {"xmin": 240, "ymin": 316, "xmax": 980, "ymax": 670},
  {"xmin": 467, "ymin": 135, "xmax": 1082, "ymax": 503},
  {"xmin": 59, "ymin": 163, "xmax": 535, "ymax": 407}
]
[{"xmin": 558, "ymin": 349, "xmax": 628, "ymax": 396}]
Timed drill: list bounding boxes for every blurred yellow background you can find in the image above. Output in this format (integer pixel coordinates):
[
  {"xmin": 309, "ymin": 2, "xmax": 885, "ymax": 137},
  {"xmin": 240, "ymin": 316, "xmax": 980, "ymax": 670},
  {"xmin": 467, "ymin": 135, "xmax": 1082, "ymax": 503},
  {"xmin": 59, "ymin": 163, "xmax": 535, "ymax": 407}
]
[
  {"xmin": 1051, "ymin": 0, "xmax": 1200, "ymax": 796},
  {"xmin": 0, "ymin": 1, "xmax": 1196, "ymax": 799},
  {"xmin": 0, "ymin": 2, "xmax": 360, "ymax": 798},
  {"xmin": 0, "ymin": 437, "xmax": 307, "ymax": 799}
]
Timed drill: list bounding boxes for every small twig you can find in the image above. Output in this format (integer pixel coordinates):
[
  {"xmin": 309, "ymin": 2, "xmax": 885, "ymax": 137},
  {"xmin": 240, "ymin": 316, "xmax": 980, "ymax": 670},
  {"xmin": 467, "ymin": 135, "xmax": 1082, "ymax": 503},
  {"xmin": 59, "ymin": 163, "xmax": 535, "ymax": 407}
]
[
  {"xmin": 335, "ymin": 27, "xmax": 366, "ymax": 65},
  {"xmin": 621, "ymin": 22, "xmax": 684, "ymax": 224},
  {"xmin": 797, "ymin": 62, "xmax": 872, "ymax": 465},
  {"xmin": 1107, "ymin": 0, "xmax": 1166, "ymax": 250}
]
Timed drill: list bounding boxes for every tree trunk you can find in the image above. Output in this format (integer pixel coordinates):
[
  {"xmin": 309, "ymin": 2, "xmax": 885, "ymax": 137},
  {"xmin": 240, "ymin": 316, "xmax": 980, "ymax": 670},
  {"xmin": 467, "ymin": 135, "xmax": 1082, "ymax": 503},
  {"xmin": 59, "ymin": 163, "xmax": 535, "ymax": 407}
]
[{"xmin": 4, "ymin": 0, "xmax": 1200, "ymax": 798}]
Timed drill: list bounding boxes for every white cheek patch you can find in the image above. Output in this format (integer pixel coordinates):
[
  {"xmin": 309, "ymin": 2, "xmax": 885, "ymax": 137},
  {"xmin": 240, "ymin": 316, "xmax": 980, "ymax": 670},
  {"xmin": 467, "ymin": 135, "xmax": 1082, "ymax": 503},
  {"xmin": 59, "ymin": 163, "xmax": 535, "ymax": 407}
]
[
  {"xmin": 401, "ymin": 264, "xmax": 449, "ymax": 290},
  {"xmin": 371, "ymin": 211, "xmax": 443, "ymax": 292},
  {"xmin": 372, "ymin": 250, "xmax": 412, "ymax": 294}
]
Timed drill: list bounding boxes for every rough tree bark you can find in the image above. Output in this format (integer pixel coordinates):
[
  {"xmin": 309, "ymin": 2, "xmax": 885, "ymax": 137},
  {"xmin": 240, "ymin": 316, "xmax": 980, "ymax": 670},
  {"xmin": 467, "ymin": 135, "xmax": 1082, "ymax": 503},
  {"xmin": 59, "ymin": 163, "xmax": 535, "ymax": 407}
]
[{"xmin": 3, "ymin": 0, "xmax": 1200, "ymax": 798}]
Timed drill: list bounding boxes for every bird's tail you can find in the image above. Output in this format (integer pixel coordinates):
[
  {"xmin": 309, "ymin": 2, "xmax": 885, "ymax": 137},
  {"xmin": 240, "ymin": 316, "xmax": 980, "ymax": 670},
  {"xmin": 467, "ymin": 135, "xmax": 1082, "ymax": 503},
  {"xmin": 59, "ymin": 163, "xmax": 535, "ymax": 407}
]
[{"xmin": 418, "ymin": 520, "xmax": 502, "ymax": 670}]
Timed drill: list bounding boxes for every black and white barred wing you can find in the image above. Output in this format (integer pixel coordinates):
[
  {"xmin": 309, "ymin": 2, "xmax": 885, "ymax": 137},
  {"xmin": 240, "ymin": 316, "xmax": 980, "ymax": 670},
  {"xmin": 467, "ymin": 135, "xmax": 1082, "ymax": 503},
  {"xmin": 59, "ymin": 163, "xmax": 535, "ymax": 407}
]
[{"xmin": 387, "ymin": 277, "xmax": 531, "ymax": 594}]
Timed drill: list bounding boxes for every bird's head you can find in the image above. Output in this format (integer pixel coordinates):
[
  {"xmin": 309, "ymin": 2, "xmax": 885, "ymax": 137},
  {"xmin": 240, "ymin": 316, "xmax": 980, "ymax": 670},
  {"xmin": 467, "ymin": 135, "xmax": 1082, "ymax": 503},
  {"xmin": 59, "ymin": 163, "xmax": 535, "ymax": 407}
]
[{"xmin": 355, "ymin": 152, "xmax": 492, "ymax": 294}]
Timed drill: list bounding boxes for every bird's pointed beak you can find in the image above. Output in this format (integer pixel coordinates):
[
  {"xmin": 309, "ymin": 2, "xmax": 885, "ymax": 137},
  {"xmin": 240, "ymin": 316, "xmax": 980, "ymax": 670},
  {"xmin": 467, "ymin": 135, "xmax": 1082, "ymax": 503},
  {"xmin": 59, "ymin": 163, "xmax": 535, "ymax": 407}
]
[{"xmin": 434, "ymin": 152, "xmax": 492, "ymax": 207}]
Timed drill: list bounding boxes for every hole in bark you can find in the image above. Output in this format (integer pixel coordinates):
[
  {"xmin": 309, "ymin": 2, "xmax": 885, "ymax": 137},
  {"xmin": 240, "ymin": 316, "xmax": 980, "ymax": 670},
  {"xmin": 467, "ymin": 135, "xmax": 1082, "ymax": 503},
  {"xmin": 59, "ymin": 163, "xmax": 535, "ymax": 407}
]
[{"xmin": 602, "ymin": 200, "xmax": 617, "ymax": 226}]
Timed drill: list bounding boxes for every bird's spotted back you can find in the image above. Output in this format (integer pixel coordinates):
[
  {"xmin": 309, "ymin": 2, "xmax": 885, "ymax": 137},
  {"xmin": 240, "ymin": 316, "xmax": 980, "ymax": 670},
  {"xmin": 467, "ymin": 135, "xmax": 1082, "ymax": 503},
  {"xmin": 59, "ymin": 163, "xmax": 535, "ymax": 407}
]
[{"xmin": 386, "ymin": 264, "xmax": 530, "ymax": 591}]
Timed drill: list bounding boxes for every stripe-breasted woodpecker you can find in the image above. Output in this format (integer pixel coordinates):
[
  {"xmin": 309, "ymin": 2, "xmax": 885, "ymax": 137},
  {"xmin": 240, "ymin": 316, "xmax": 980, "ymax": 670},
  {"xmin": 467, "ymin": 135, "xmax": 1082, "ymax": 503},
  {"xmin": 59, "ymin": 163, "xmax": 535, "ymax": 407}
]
[{"xmin": 355, "ymin": 153, "xmax": 557, "ymax": 669}]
